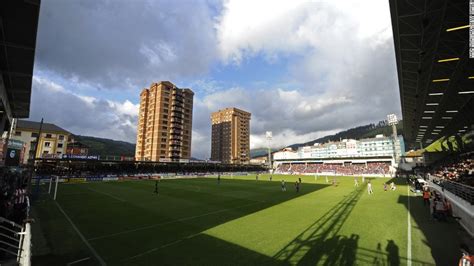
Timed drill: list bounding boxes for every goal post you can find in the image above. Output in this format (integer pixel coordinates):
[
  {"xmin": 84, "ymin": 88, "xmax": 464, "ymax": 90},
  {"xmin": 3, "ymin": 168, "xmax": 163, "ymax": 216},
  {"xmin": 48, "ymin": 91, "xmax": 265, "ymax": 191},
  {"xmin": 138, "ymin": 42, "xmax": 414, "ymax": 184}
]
[{"xmin": 44, "ymin": 175, "xmax": 60, "ymax": 200}]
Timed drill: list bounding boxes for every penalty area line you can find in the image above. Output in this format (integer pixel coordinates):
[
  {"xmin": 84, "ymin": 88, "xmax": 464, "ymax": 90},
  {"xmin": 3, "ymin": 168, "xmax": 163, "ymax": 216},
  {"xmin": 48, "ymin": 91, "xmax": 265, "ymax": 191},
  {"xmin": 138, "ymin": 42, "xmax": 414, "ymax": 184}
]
[
  {"xmin": 67, "ymin": 257, "xmax": 91, "ymax": 265},
  {"xmin": 54, "ymin": 201, "xmax": 106, "ymax": 266},
  {"xmin": 125, "ymin": 232, "xmax": 201, "ymax": 261}
]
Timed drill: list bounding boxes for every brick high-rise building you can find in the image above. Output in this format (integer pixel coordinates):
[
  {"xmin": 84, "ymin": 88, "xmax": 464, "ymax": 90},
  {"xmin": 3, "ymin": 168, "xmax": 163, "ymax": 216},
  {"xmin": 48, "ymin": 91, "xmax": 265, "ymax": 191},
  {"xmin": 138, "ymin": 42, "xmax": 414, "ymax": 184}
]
[
  {"xmin": 135, "ymin": 81, "xmax": 194, "ymax": 162},
  {"xmin": 211, "ymin": 108, "xmax": 251, "ymax": 164}
]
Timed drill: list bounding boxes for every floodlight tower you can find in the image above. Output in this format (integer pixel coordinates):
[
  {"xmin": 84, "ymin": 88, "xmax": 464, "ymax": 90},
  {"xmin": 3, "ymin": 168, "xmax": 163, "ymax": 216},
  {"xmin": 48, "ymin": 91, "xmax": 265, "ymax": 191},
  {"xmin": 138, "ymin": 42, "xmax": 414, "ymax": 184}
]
[
  {"xmin": 266, "ymin": 131, "xmax": 272, "ymax": 170},
  {"xmin": 387, "ymin": 114, "xmax": 399, "ymax": 165}
]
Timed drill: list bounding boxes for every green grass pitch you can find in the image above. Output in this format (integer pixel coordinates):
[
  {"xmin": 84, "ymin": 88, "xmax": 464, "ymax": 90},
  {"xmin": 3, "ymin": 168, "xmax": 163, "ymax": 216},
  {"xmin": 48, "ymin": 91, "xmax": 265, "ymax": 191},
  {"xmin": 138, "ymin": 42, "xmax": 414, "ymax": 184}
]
[{"xmin": 31, "ymin": 174, "xmax": 465, "ymax": 265}]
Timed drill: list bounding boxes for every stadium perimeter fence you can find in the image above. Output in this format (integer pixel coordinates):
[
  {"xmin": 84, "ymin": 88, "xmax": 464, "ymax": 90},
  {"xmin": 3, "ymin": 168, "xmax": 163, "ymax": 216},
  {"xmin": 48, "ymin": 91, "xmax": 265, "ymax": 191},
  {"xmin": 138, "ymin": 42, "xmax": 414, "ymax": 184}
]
[{"xmin": 0, "ymin": 197, "xmax": 32, "ymax": 266}]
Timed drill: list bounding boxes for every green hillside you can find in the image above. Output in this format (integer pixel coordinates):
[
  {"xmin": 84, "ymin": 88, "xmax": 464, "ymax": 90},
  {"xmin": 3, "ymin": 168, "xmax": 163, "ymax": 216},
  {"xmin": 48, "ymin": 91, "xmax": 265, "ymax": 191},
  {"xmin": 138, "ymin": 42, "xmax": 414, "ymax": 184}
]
[
  {"xmin": 73, "ymin": 135, "xmax": 135, "ymax": 157},
  {"xmin": 288, "ymin": 121, "xmax": 403, "ymax": 150}
]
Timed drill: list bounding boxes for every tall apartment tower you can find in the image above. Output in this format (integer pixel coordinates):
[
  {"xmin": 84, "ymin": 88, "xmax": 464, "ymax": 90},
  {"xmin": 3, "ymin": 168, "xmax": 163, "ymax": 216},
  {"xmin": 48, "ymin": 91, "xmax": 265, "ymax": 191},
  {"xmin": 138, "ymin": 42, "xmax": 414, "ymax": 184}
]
[
  {"xmin": 135, "ymin": 81, "xmax": 194, "ymax": 162},
  {"xmin": 211, "ymin": 108, "xmax": 251, "ymax": 164}
]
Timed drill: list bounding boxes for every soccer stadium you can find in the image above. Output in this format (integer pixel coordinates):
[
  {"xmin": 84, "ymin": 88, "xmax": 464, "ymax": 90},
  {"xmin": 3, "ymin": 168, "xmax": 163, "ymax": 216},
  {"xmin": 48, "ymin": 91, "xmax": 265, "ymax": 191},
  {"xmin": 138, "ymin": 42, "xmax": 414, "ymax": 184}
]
[{"xmin": 1, "ymin": 0, "xmax": 474, "ymax": 265}]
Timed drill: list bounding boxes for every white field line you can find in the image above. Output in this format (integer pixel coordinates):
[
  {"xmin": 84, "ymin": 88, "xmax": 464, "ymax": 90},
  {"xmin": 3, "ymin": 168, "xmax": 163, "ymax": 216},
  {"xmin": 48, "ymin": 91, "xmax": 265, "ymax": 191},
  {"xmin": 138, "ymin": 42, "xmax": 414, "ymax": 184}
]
[
  {"xmin": 86, "ymin": 187, "xmax": 126, "ymax": 202},
  {"xmin": 67, "ymin": 257, "xmax": 91, "ymax": 265},
  {"xmin": 407, "ymin": 185, "xmax": 412, "ymax": 266},
  {"xmin": 125, "ymin": 232, "xmax": 201, "ymax": 261},
  {"xmin": 88, "ymin": 201, "xmax": 263, "ymax": 241},
  {"xmin": 54, "ymin": 201, "xmax": 106, "ymax": 266}
]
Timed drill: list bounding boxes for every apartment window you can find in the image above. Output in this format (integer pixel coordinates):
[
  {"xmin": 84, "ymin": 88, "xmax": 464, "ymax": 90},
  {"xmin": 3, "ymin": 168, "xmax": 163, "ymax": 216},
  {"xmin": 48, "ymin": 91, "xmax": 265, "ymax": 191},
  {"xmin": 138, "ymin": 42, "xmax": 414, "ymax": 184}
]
[
  {"xmin": 44, "ymin": 142, "xmax": 51, "ymax": 147},
  {"xmin": 161, "ymin": 138, "xmax": 167, "ymax": 142},
  {"xmin": 161, "ymin": 144, "xmax": 166, "ymax": 148},
  {"xmin": 58, "ymin": 135, "xmax": 64, "ymax": 140},
  {"xmin": 31, "ymin": 132, "xmax": 38, "ymax": 138},
  {"xmin": 162, "ymin": 126, "xmax": 167, "ymax": 130},
  {"xmin": 164, "ymin": 103, "xmax": 169, "ymax": 108},
  {"xmin": 163, "ymin": 115, "xmax": 168, "ymax": 119},
  {"xmin": 15, "ymin": 131, "xmax": 21, "ymax": 136},
  {"xmin": 162, "ymin": 132, "xmax": 167, "ymax": 137},
  {"xmin": 164, "ymin": 98, "xmax": 169, "ymax": 102},
  {"xmin": 57, "ymin": 143, "xmax": 63, "ymax": 148},
  {"xmin": 163, "ymin": 109, "xmax": 169, "ymax": 113},
  {"xmin": 43, "ymin": 151, "xmax": 48, "ymax": 154},
  {"xmin": 161, "ymin": 150, "xmax": 166, "ymax": 154},
  {"xmin": 45, "ymin": 133, "xmax": 52, "ymax": 138}
]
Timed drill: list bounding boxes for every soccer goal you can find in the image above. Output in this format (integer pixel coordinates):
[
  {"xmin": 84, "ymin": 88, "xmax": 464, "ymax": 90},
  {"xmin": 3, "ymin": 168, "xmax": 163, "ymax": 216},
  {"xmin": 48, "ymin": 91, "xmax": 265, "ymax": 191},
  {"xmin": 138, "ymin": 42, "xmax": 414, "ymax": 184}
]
[{"xmin": 43, "ymin": 175, "xmax": 60, "ymax": 200}]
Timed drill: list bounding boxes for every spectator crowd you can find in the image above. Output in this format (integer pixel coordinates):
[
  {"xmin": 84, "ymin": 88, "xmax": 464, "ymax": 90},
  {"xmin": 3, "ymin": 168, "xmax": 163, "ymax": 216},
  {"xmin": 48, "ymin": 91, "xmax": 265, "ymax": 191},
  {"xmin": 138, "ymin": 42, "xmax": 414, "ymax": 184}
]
[
  {"xmin": 276, "ymin": 162, "xmax": 391, "ymax": 175},
  {"xmin": 430, "ymin": 152, "xmax": 473, "ymax": 187},
  {"xmin": 0, "ymin": 168, "xmax": 29, "ymax": 225}
]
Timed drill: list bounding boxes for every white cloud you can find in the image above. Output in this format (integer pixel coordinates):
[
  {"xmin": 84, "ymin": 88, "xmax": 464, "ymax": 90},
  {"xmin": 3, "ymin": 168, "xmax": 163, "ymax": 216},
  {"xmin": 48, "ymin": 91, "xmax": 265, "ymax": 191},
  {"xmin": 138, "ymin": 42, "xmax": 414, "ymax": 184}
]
[
  {"xmin": 216, "ymin": 0, "xmax": 393, "ymax": 63},
  {"xmin": 30, "ymin": 76, "xmax": 139, "ymax": 144}
]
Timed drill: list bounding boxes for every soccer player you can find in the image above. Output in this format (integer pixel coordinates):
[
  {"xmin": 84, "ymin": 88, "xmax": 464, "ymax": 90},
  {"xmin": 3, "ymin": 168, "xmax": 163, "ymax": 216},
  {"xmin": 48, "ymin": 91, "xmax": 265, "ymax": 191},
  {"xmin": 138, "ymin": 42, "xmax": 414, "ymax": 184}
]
[
  {"xmin": 390, "ymin": 182, "xmax": 396, "ymax": 190},
  {"xmin": 362, "ymin": 176, "xmax": 365, "ymax": 183},
  {"xmin": 295, "ymin": 181, "xmax": 300, "ymax": 193},
  {"xmin": 256, "ymin": 174, "xmax": 259, "ymax": 181},
  {"xmin": 325, "ymin": 176, "xmax": 329, "ymax": 183},
  {"xmin": 154, "ymin": 180, "xmax": 159, "ymax": 195},
  {"xmin": 270, "ymin": 175, "xmax": 273, "ymax": 181},
  {"xmin": 354, "ymin": 177, "xmax": 359, "ymax": 187},
  {"xmin": 281, "ymin": 179, "xmax": 286, "ymax": 191},
  {"xmin": 367, "ymin": 180, "xmax": 373, "ymax": 195},
  {"xmin": 384, "ymin": 183, "xmax": 388, "ymax": 192},
  {"xmin": 217, "ymin": 173, "xmax": 221, "ymax": 184}
]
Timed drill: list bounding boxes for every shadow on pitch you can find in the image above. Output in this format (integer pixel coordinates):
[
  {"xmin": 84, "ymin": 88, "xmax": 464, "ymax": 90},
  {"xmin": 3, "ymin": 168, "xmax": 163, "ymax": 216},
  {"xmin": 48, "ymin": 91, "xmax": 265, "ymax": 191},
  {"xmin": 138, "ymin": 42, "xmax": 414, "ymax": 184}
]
[
  {"xmin": 32, "ymin": 178, "xmax": 331, "ymax": 264},
  {"xmin": 396, "ymin": 176, "xmax": 464, "ymax": 266},
  {"xmin": 273, "ymin": 185, "xmax": 365, "ymax": 265}
]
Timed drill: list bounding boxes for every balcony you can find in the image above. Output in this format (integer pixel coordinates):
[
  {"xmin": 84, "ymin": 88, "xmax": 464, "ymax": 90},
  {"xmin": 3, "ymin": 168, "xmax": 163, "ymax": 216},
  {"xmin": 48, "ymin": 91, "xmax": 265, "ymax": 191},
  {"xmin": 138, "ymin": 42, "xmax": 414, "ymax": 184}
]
[
  {"xmin": 170, "ymin": 145, "xmax": 181, "ymax": 151},
  {"xmin": 170, "ymin": 135, "xmax": 182, "ymax": 141},
  {"xmin": 173, "ymin": 97, "xmax": 184, "ymax": 104},
  {"xmin": 171, "ymin": 107, "xmax": 184, "ymax": 113},
  {"xmin": 169, "ymin": 140, "xmax": 181, "ymax": 146},
  {"xmin": 171, "ymin": 111, "xmax": 183, "ymax": 117},
  {"xmin": 170, "ymin": 118, "xmax": 183, "ymax": 124},
  {"xmin": 171, "ymin": 125, "xmax": 183, "ymax": 131}
]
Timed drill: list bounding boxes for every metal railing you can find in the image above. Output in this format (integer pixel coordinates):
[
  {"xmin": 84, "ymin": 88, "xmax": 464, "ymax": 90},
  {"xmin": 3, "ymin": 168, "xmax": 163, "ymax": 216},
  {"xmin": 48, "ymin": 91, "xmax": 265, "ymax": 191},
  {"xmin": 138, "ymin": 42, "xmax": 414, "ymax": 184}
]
[
  {"xmin": 0, "ymin": 196, "xmax": 32, "ymax": 266},
  {"xmin": 432, "ymin": 176, "xmax": 474, "ymax": 205}
]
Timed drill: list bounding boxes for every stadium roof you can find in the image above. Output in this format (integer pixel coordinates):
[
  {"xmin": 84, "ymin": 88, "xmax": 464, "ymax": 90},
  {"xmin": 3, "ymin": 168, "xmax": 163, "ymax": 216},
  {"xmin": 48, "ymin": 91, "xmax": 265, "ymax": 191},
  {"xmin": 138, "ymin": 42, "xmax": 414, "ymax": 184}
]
[
  {"xmin": 389, "ymin": 0, "xmax": 474, "ymax": 148},
  {"xmin": 17, "ymin": 120, "xmax": 70, "ymax": 135},
  {"xmin": 0, "ymin": 0, "xmax": 41, "ymax": 124}
]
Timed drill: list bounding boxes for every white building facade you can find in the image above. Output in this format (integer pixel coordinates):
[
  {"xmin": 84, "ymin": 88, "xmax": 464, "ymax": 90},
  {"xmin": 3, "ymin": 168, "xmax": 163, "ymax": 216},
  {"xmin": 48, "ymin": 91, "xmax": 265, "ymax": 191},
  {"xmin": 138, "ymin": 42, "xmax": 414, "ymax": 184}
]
[{"xmin": 274, "ymin": 135, "xmax": 405, "ymax": 163}]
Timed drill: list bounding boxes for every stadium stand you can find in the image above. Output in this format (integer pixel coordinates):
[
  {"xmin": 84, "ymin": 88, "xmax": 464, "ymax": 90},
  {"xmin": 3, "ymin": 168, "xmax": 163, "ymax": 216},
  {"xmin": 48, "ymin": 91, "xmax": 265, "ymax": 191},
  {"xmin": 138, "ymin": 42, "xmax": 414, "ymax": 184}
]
[
  {"xmin": 276, "ymin": 162, "xmax": 390, "ymax": 175},
  {"xmin": 34, "ymin": 160, "xmax": 266, "ymax": 177},
  {"xmin": 430, "ymin": 152, "xmax": 473, "ymax": 186},
  {"xmin": 0, "ymin": 168, "xmax": 32, "ymax": 264}
]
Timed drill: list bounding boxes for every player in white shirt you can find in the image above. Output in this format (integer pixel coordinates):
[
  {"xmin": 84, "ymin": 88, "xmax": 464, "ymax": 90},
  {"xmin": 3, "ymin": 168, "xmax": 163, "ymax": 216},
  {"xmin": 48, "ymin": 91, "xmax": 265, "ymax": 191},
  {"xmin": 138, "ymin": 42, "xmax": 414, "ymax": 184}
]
[{"xmin": 367, "ymin": 180, "xmax": 373, "ymax": 195}]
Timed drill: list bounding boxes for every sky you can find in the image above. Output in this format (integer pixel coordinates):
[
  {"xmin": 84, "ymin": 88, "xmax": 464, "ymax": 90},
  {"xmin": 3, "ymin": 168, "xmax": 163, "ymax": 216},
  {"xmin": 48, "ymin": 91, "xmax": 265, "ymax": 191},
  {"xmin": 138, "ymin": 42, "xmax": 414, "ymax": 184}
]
[{"xmin": 30, "ymin": 0, "xmax": 401, "ymax": 159}]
